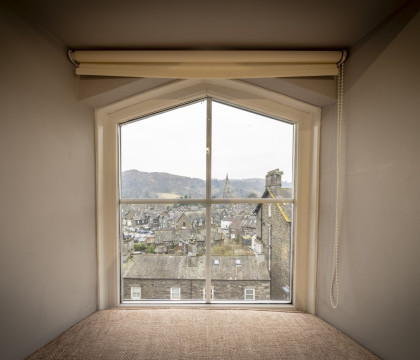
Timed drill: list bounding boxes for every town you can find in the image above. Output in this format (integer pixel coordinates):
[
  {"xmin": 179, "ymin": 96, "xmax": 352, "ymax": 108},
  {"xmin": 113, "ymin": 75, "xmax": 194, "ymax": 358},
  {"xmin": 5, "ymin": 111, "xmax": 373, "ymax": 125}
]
[{"xmin": 121, "ymin": 169, "xmax": 292, "ymax": 302}]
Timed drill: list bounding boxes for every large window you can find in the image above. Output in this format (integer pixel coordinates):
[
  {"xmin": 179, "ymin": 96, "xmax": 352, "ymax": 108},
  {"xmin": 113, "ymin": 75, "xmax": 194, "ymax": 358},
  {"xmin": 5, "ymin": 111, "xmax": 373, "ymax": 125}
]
[
  {"xmin": 120, "ymin": 99, "xmax": 294, "ymax": 303},
  {"xmin": 96, "ymin": 80, "xmax": 320, "ymax": 312}
]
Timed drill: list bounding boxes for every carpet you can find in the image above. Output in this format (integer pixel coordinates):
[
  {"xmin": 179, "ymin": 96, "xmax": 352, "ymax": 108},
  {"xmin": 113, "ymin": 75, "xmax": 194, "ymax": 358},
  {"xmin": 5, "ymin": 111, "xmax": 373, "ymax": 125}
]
[{"xmin": 27, "ymin": 309, "xmax": 379, "ymax": 359}]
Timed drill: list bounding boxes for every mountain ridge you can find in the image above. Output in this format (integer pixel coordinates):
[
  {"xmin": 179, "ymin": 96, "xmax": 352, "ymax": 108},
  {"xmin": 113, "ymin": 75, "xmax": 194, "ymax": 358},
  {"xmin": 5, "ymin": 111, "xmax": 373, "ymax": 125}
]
[{"xmin": 121, "ymin": 169, "xmax": 271, "ymax": 199}]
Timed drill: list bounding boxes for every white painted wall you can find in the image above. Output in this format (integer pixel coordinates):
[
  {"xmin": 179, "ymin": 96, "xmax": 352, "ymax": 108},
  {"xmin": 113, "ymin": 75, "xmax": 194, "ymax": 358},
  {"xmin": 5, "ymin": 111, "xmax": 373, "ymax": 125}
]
[
  {"xmin": 0, "ymin": 4, "xmax": 97, "ymax": 359},
  {"xmin": 317, "ymin": 5, "xmax": 420, "ymax": 360}
]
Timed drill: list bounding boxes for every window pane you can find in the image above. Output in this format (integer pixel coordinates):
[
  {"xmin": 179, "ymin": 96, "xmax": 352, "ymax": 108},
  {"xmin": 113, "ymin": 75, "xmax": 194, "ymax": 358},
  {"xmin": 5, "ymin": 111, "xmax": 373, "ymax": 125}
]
[
  {"xmin": 244, "ymin": 289, "xmax": 255, "ymax": 300},
  {"xmin": 171, "ymin": 287, "xmax": 181, "ymax": 300},
  {"xmin": 210, "ymin": 203, "xmax": 292, "ymax": 302},
  {"xmin": 211, "ymin": 101, "xmax": 294, "ymax": 198},
  {"xmin": 120, "ymin": 98, "xmax": 294, "ymax": 304},
  {"xmin": 203, "ymin": 288, "xmax": 214, "ymax": 300},
  {"xmin": 120, "ymin": 100, "xmax": 206, "ymax": 199},
  {"xmin": 131, "ymin": 286, "xmax": 141, "ymax": 300},
  {"xmin": 121, "ymin": 203, "xmax": 206, "ymax": 301}
]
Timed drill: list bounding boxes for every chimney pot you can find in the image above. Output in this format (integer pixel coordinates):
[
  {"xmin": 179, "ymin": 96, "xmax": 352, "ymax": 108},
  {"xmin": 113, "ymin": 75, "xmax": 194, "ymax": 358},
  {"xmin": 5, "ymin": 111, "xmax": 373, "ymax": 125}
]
[{"xmin": 265, "ymin": 169, "xmax": 283, "ymax": 188}]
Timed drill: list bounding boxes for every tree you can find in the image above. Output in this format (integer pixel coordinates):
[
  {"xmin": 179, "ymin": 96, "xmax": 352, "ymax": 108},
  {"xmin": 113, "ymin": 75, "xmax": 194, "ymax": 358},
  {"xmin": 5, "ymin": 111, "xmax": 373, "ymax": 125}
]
[
  {"xmin": 134, "ymin": 243, "xmax": 147, "ymax": 252},
  {"xmin": 248, "ymin": 192, "xmax": 258, "ymax": 198},
  {"xmin": 146, "ymin": 244, "xmax": 155, "ymax": 253}
]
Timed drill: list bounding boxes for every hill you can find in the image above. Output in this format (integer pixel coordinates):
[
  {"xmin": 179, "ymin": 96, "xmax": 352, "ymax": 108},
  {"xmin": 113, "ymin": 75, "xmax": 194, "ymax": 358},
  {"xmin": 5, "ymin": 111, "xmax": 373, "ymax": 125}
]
[{"xmin": 121, "ymin": 170, "xmax": 270, "ymax": 199}]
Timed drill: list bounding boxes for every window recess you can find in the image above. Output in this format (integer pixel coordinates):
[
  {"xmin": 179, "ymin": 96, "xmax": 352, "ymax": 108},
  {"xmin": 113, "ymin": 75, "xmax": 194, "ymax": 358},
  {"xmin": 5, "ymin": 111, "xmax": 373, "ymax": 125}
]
[{"xmin": 96, "ymin": 79, "xmax": 320, "ymax": 313}]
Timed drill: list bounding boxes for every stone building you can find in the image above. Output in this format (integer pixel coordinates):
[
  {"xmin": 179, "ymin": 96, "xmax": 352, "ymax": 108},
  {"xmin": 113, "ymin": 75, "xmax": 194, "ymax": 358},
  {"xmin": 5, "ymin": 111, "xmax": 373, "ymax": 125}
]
[
  {"xmin": 173, "ymin": 212, "xmax": 192, "ymax": 230},
  {"xmin": 123, "ymin": 254, "xmax": 270, "ymax": 301},
  {"xmin": 254, "ymin": 169, "xmax": 292, "ymax": 300}
]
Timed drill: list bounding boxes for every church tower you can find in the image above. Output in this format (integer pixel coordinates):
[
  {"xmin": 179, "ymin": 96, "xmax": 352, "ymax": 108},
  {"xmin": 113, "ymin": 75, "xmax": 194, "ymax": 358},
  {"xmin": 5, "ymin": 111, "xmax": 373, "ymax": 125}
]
[{"xmin": 223, "ymin": 173, "xmax": 232, "ymax": 199}]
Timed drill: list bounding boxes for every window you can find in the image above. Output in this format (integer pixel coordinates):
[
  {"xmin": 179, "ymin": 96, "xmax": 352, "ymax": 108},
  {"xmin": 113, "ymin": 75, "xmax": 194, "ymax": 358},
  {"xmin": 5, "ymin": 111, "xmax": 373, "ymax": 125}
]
[
  {"xmin": 96, "ymin": 79, "xmax": 320, "ymax": 313},
  {"xmin": 244, "ymin": 289, "xmax": 255, "ymax": 300},
  {"xmin": 171, "ymin": 287, "xmax": 181, "ymax": 300},
  {"xmin": 203, "ymin": 288, "xmax": 214, "ymax": 300},
  {"xmin": 120, "ymin": 99, "xmax": 293, "ymax": 303},
  {"xmin": 131, "ymin": 286, "xmax": 141, "ymax": 300}
]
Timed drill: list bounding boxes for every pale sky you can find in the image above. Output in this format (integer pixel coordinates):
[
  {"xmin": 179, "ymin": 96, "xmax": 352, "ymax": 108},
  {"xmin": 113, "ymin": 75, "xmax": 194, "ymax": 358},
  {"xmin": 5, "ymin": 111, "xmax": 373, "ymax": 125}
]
[{"xmin": 120, "ymin": 100, "xmax": 294, "ymax": 182}]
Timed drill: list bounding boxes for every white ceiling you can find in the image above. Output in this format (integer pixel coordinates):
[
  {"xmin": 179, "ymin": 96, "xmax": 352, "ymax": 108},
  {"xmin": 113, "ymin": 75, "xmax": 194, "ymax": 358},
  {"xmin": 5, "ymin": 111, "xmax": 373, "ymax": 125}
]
[{"xmin": 10, "ymin": 0, "xmax": 411, "ymax": 50}]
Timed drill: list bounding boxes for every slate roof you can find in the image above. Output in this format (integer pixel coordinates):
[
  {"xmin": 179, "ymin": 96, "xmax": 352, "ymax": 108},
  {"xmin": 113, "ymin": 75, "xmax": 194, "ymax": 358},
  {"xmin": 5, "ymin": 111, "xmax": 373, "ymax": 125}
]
[
  {"xmin": 133, "ymin": 215, "xmax": 147, "ymax": 221},
  {"xmin": 173, "ymin": 211, "xmax": 186, "ymax": 223},
  {"xmin": 154, "ymin": 230, "xmax": 175, "ymax": 244},
  {"xmin": 124, "ymin": 210, "xmax": 136, "ymax": 220},
  {"xmin": 195, "ymin": 233, "xmax": 206, "ymax": 243},
  {"xmin": 177, "ymin": 229, "xmax": 195, "ymax": 242},
  {"xmin": 153, "ymin": 229, "xmax": 197, "ymax": 244},
  {"xmin": 228, "ymin": 216, "xmax": 245, "ymax": 231},
  {"xmin": 124, "ymin": 255, "xmax": 270, "ymax": 281},
  {"xmin": 242, "ymin": 217, "xmax": 256, "ymax": 229}
]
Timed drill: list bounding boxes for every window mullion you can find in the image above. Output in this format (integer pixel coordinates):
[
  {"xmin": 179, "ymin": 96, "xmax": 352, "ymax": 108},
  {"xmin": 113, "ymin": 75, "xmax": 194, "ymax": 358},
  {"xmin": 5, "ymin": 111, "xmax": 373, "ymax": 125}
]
[{"xmin": 205, "ymin": 97, "xmax": 212, "ymax": 303}]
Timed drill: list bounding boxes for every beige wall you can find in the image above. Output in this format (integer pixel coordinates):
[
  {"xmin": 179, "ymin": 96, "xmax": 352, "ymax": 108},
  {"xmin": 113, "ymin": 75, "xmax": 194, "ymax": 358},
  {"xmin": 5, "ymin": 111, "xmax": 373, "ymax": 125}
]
[
  {"xmin": 0, "ymin": 4, "xmax": 97, "ymax": 359},
  {"xmin": 2, "ymin": 1, "xmax": 419, "ymax": 359},
  {"xmin": 317, "ymin": 6, "xmax": 420, "ymax": 360}
]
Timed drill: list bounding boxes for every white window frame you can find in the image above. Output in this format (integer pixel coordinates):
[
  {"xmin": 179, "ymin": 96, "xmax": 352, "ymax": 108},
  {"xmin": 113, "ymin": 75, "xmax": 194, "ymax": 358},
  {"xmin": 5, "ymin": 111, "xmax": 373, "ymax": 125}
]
[
  {"xmin": 96, "ymin": 79, "xmax": 320, "ymax": 313},
  {"xmin": 203, "ymin": 288, "xmax": 215, "ymax": 300},
  {"xmin": 244, "ymin": 288, "xmax": 255, "ymax": 301},
  {"xmin": 171, "ymin": 287, "xmax": 181, "ymax": 300},
  {"xmin": 131, "ymin": 286, "xmax": 141, "ymax": 300}
]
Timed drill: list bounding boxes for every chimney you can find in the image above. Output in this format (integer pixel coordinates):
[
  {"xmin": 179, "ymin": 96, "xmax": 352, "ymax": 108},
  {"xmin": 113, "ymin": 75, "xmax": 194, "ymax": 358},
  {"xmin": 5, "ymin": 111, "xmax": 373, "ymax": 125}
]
[
  {"xmin": 187, "ymin": 243, "xmax": 197, "ymax": 267},
  {"xmin": 188, "ymin": 253, "xmax": 196, "ymax": 267},
  {"xmin": 265, "ymin": 169, "xmax": 283, "ymax": 195}
]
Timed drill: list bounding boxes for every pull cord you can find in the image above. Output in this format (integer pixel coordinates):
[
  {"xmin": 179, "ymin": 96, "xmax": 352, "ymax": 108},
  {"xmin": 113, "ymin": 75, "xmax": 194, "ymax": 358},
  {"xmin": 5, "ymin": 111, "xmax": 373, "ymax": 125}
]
[{"xmin": 330, "ymin": 61, "xmax": 344, "ymax": 309}]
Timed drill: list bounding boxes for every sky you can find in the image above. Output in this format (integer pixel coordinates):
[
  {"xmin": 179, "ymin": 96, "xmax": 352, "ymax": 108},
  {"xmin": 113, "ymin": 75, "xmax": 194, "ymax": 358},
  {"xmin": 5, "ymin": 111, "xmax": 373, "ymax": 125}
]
[{"xmin": 120, "ymin": 100, "xmax": 294, "ymax": 182}]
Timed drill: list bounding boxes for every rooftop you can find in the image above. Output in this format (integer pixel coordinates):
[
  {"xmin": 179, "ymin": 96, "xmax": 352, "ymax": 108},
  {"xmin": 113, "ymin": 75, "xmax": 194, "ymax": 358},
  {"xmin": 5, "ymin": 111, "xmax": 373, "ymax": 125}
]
[{"xmin": 124, "ymin": 254, "xmax": 270, "ymax": 281}]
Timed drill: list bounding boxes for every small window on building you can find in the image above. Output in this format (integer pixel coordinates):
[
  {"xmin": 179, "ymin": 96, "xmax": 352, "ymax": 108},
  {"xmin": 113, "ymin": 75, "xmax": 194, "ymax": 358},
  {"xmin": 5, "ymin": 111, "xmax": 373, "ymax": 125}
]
[
  {"xmin": 131, "ymin": 286, "xmax": 141, "ymax": 300},
  {"xmin": 235, "ymin": 259, "xmax": 241, "ymax": 266},
  {"xmin": 171, "ymin": 287, "xmax": 181, "ymax": 300},
  {"xmin": 213, "ymin": 259, "xmax": 220, "ymax": 265},
  {"xmin": 268, "ymin": 204, "xmax": 272, "ymax": 218},
  {"xmin": 244, "ymin": 288, "xmax": 255, "ymax": 300},
  {"xmin": 203, "ymin": 288, "xmax": 214, "ymax": 300}
]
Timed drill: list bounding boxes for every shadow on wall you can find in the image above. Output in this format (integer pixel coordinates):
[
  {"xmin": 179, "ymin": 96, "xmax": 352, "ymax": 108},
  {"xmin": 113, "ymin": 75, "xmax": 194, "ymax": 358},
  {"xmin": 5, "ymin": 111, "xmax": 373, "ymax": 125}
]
[{"xmin": 346, "ymin": 0, "xmax": 420, "ymax": 91}]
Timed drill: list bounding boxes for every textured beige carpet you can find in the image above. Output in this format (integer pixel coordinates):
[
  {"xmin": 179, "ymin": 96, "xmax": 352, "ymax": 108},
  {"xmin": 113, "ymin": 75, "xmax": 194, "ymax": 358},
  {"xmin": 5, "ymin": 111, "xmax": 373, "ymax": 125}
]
[{"xmin": 27, "ymin": 309, "xmax": 379, "ymax": 359}]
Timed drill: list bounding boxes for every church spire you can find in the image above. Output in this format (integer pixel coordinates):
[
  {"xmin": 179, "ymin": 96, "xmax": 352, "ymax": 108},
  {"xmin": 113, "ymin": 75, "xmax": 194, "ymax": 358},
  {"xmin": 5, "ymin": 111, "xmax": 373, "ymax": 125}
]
[{"xmin": 223, "ymin": 173, "xmax": 232, "ymax": 199}]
